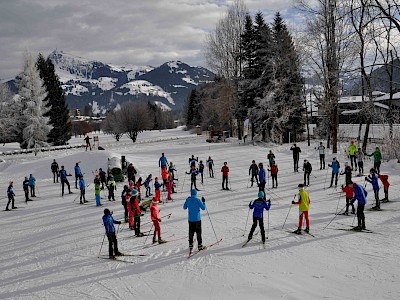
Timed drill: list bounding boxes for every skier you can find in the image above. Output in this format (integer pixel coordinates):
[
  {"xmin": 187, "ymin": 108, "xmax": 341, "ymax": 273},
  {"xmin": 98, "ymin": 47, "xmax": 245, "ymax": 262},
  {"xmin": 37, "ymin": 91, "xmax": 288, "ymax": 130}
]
[
  {"xmin": 98, "ymin": 168, "xmax": 107, "ymax": 189},
  {"xmin": 78, "ymin": 175, "xmax": 87, "ymax": 204},
  {"xmin": 59, "ymin": 166, "xmax": 72, "ymax": 197},
  {"xmin": 168, "ymin": 162, "xmax": 177, "ymax": 180},
  {"xmin": 126, "ymin": 163, "xmax": 137, "ymax": 183},
  {"xmin": 221, "ymin": 162, "xmax": 230, "ymax": 190},
  {"xmin": 23, "ymin": 176, "xmax": 31, "ymax": 202},
  {"xmin": 161, "ymin": 166, "xmax": 169, "ymax": 191},
  {"xmin": 328, "ymin": 157, "xmax": 340, "ymax": 188},
  {"xmin": 94, "ymin": 174, "xmax": 101, "ymax": 186},
  {"xmin": 136, "ymin": 177, "xmax": 143, "ymax": 200},
  {"xmin": 159, "ymin": 153, "xmax": 169, "ymax": 169},
  {"xmin": 341, "ymin": 162, "xmax": 353, "ymax": 186},
  {"xmin": 28, "ymin": 174, "xmax": 36, "ymax": 197},
  {"xmin": 348, "ymin": 140, "xmax": 358, "ymax": 171},
  {"xmin": 249, "ymin": 160, "xmax": 259, "ymax": 187},
  {"xmin": 121, "ymin": 185, "xmax": 129, "ymax": 222},
  {"xmin": 367, "ymin": 147, "xmax": 382, "ymax": 174},
  {"xmin": 317, "ymin": 142, "xmax": 326, "ymax": 169},
  {"xmin": 247, "ymin": 191, "xmax": 271, "ymax": 244},
  {"xmin": 302, "ymin": 160, "xmax": 312, "ymax": 186},
  {"xmin": 351, "ymin": 182, "xmax": 367, "ymax": 230},
  {"xmin": 189, "ymin": 155, "xmax": 198, "ymax": 171},
  {"xmin": 150, "ymin": 198, "xmax": 166, "ymax": 244},
  {"xmin": 267, "ymin": 150, "xmax": 275, "ymax": 167},
  {"xmin": 51, "ymin": 159, "xmax": 59, "ymax": 183},
  {"xmin": 341, "ymin": 182, "xmax": 355, "ymax": 215},
  {"xmin": 107, "ymin": 175, "xmax": 116, "ymax": 201},
  {"xmin": 102, "ymin": 208, "xmax": 122, "ymax": 259},
  {"xmin": 186, "ymin": 166, "xmax": 199, "ymax": 191},
  {"xmin": 95, "ymin": 180, "xmax": 101, "ymax": 206},
  {"xmin": 378, "ymin": 174, "xmax": 390, "ymax": 202},
  {"xmin": 258, "ymin": 163, "xmax": 266, "ymax": 196},
  {"xmin": 74, "ymin": 162, "xmax": 82, "ymax": 189},
  {"xmin": 5, "ymin": 181, "xmax": 16, "ymax": 211},
  {"xmin": 270, "ymin": 161, "xmax": 278, "ymax": 188},
  {"xmin": 84, "ymin": 135, "xmax": 92, "ymax": 151},
  {"xmin": 365, "ymin": 168, "xmax": 380, "ymax": 210},
  {"xmin": 154, "ymin": 177, "xmax": 163, "ymax": 201},
  {"xmin": 166, "ymin": 174, "xmax": 174, "ymax": 200},
  {"xmin": 198, "ymin": 160, "xmax": 205, "ymax": 184},
  {"xmin": 292, "ymin": 184, "xmax": 311, "ymax": 234},
  {"xmin": 356, "ymin": 148, "xmax": 365, "ymax": 176},
  {"xmin": 129, "ymin": 189, "xmax": 144, "ymax": 236},
  {"xmin": 183, "ymin": 189, "xmax": 206, "ymax": 253},
  {"xmin": 144, "ymin": 174, "xmax": 153, "ymax": 197},
  {"xmin": 207, "ymin": 156, "xmax": 214, "ymax": 178},
  {"xmin": 290, "ymin": 144, "xmax": 301, "ymax": 172}
]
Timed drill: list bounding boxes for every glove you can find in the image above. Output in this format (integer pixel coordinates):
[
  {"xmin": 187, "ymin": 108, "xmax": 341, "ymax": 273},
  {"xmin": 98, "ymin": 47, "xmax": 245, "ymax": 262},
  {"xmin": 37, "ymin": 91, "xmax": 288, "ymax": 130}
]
[
  {"xmin": 158, "ymin": 218, "xmax": 161, "ymax": 222},
  {"xmin": 249, "ymin": 201, "xmax": 252, "ymax": 205},
  {"xmin": 341, "ymin": 184, "xmax": 344, "ymax": 188},
  {"xmin": 292, "ymin": 201, "xmax": 295, "ymax": 204},
  {"xmin": 201, "ymin": 196, "xmax": 205, "ymax": 203},
  {"xmin": 365, "ymin": 176, "xmax": 368, "ymax": 180},
  {"xmin": 267, "ymin": 200, "xmax": 271, "ymax": 205}
]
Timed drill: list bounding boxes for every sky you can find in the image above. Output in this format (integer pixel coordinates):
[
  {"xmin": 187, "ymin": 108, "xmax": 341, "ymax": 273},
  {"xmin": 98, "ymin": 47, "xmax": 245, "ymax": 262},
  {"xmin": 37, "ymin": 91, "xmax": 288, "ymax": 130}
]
[{"xmin": 0, "ymin": 0, "xmax": 304, "ymax": 80}]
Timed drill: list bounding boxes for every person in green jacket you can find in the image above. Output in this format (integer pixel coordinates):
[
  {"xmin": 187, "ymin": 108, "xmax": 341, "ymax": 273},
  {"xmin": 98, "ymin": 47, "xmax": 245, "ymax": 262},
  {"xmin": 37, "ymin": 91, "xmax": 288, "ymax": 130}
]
[
  {"xmin": 348, "ymin": 140, "xmax": 358, "ymax": 171},
  {"xmin": 367, "ymin": 147, "xmax": 382, "ymax": 174},
  {"xmin": 95, "ymin": 182, "xmax": 102, "ymax": 206}
]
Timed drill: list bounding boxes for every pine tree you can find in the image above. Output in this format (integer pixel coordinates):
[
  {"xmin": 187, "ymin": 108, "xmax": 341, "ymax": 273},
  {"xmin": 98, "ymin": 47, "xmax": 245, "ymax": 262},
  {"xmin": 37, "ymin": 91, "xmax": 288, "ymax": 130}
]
[
  {"xmin": 18, "ymin": 53, "xmax": 52, "ymax": 151},
  {"xmin": 36, "ymin": 53, "xmax": 71, "ymax": 145},
  {"xmin": 185, "ymin": 89, "xmax": 202, "ymax": 127}
]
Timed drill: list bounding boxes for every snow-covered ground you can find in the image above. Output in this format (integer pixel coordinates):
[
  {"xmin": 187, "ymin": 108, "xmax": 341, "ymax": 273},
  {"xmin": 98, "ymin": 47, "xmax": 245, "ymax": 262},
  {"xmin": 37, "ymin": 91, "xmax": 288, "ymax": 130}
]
[{"xmin": 1, "ymin": 128, "xmax": 400, "ymax": 299}]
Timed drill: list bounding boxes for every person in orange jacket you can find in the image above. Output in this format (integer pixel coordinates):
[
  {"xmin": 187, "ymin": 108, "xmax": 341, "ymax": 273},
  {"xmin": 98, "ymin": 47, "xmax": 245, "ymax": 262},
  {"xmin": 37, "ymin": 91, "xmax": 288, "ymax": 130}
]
[
  {"xmin": 129, "ymin": 189, "xmax": 144, "ymax": 237},
  {"xmin": 221, "ymin": 162, "xmax": 230, "ymax": 190},
  {"xmin": 341, "ymin": 182, "xmax": 355, "ymax": 215},
  {"xmin": 378, "ymin": 174, "xmax": 390, "ymax": 202},
  {"xmin": 161, "ymin": 166, "xmax": 169, "ymax": 192},
  {"xmin": 150, "ymin": 198, "xmax": 167, "ymax": 244}
]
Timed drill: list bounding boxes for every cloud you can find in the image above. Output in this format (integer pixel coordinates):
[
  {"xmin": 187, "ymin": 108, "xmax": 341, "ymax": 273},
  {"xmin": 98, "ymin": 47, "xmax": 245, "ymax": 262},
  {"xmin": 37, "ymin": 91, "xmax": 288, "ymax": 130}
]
[{"xmin": 0, "ymin": 0, "xmax": 300, "ymax": 79}]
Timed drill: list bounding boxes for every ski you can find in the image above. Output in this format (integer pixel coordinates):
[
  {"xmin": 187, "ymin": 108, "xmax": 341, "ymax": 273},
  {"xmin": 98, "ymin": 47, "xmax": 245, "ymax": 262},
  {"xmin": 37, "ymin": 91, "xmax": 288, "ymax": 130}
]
[
  {"xmin": 188, "ymin": 238, "xmax": 222, "ymax": 258},
  {"xmin": 242, "ymin": 239, "xmax": 251, "ymax": 248},
  {"xmin": 286, "ymin": 230, "xmax": 315, "ymax": 237},
  {"xmin": 331, "ymin": 228, "xmax": 375, "ymax": 234},
  {"xmin": 98, "ymin": 257, "xmax": 137, "ymax": 263},
  {"xmin": 100, "ymin": 253, "xmax": 147, "ymax": 257}
]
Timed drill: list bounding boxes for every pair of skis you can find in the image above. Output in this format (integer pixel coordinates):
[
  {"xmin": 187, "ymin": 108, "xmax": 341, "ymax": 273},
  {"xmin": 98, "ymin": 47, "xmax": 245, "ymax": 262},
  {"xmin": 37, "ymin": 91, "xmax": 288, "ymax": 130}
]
[
  {"xmin": 241, "ymin": 239, "xmax": 267, "ymax": 249},
  {"xmin": 188, "ymin": 238, "xmax": 223, "ymax": 258}
]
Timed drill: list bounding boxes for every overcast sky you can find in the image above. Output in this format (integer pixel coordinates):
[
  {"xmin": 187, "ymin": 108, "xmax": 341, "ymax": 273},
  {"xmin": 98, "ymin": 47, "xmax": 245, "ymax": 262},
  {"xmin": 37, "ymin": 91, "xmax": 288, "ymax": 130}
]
[{"xmin": 0, "ymin": 0, "xmax": 303, "ymax": 80}]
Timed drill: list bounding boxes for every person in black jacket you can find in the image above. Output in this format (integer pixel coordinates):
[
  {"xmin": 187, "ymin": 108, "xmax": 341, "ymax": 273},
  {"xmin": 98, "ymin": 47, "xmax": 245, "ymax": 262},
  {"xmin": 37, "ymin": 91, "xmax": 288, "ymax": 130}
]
[
  {"xmin": 340, "ymin": 162, "xmax": 353, "ymax": 186},
  {"xmin": 51, "ymin": 159, "xmax": 59, "ymax": 183},
  {"xmin": 303, "ymin": 160, "xmax": 312, "ymax": 186},
  {"xmin": 98, "ymin": 168, "xmax": 107, "ymax": 189},
  {"xmin": 23, "ymin": 176, "xmax": 31, "ymax": 202},
  {"xmin": 290, "ymin": 144, "xmax": 301, "ymax": 172},
  {"xmin": 249, "ymin": 160, "xmax": 259, "ymax": 187},
  {"xmin": 5, "ymin": 181, "xmax": 17, "ymax": 211}
]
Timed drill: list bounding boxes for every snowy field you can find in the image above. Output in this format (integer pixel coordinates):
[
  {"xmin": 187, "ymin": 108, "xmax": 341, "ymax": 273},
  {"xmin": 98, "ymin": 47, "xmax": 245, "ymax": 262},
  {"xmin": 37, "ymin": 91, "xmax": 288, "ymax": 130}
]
[{"xmin": 1, "ymin": 128, "xmax": 400, "ymax": 300}]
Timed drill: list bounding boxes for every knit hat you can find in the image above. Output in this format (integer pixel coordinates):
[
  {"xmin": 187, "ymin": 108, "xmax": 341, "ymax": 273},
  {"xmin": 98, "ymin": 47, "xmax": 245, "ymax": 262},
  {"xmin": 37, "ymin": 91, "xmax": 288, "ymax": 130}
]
[
  {"xmin": 152, "ymin": 197, "xmax": 159, "ymax": 204},
  {"xmin": 104, "ymin": 208, "xmax": 110, "ymax": 215},
  {"xmin": 191, "ymin": 189, "xmax": 197, "ymax": 196},
  {"xmin": 258, "ymin": 191, "xmax": 264, "ymax": 198},
  {"xmin": 298, "ymin": 183, "xmax": 304, "ymax": 189},
  {"xmin": 132, "ymin": 189, "xmax": 139, "ymax": 197}
]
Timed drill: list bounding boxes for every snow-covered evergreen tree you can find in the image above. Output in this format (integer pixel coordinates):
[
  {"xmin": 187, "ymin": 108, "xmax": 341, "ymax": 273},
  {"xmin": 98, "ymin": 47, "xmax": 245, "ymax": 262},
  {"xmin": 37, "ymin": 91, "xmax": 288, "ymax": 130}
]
[
  {"xmin": 18, "ymin": 53, "xmax": 52, "ymax": 151},
  {"xmin": 0, "ymin": 83, "xmax": 17, "ymax": 142}
]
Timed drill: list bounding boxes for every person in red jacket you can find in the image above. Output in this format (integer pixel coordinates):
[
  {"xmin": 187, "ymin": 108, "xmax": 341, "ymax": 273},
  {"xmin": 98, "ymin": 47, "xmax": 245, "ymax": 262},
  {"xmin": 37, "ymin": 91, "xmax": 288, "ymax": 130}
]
[
  {"xmin": 161, "ymin": 166, "xmax": 169, "ymax": 192},
  {"xmin": 129, "ymin": 189, "xmax": 144, "ymax": 237},
  {"xmin": 166, "ymin": 174, "xmax": 174, "ymax": 200},
  {"xmin": 269, "ymin": 161, "xmax": 279, "ymax": 188},
  {"xmin": 341, "ymin": 182, "xmax": 355, "ymax": 215},
  {"xmin": 150, "ymin": 198, "xmax": 167, "ymax": 244},
  {"xmin": 221, "ymin": 162, "xmax": 230, "ymax": 190},
  {"xmin": 378, "ymin": 174, "xmax": 390, "ymax": 202},
  {"xmin": 136, "ymin": 177, "xmax": 142, "ymax": 200}
]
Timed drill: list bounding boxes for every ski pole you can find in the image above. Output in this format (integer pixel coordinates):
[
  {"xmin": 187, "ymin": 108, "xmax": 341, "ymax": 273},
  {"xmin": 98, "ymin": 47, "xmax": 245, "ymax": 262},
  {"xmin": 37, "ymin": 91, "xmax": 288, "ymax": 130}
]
[
  {"xmin": 335, "ymin": 193, "xmax": 343, "ymax": 215},
  {"xmin": 246, "ymin": 176, "xmax": 251, "ymax": 188},
  {"xmin": 323, "ymin": 204, "xmax": 347, "ymax": 229},
  {"xmin": 180, "ymin": 172, "xmax": 187, "ymax": 194},
  {"xmin": 98, "ymin": 233, "xmax": 106, "ymax": 257},
  {"xmin": 242, "ymin": 207, "xmax": 251, "ymax": 237},
  {"xmin": 351, "ymin": 205, "xmax": 357, "ymax": 227},
  {"xmin": 144, "ymin": 223, "xmax": 154, "ymax": 245},
  {"xmin": 282, "ymin": 195, "xmax": 296, "ymax": 229},
  {"xmin": 205, "ymin": 203, "xmax": 219, "ymax": 243},
  {"xmin": 267, "ymin": 209, "xmax": 270, "ymax": 240},
  {"xmin": 141, "ymin": 213, "xmax": 172, "ymax": 227},
  {"xmin": 323, "ymin": 167, "xmax": 329, "ymax": 189}
]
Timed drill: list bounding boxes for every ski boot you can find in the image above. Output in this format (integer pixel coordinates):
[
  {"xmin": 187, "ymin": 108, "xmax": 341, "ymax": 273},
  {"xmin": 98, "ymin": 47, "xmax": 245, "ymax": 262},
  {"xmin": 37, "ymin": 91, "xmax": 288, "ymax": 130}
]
[
  {"xmin": 152, "ymin": 237, "xmax": 157, "ymax": 244},
  {"xmin": 305, "ymin": 227, "xmax": 309, "ymax": 233},
  {"xmin": 352, "ymin": 226, "xmax": 362, "ymax": 231},
  {"xmin": 293, "ymin": 228, "xmax": 302, "ymax": 235},
  {"xmin": 158, "ymin": 238, "xmax": 167, "ymax": 244}
]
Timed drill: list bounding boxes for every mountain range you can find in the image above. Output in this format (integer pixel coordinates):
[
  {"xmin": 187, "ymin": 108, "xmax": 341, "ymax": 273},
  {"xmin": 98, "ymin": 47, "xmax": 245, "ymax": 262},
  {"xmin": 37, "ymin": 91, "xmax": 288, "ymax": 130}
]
[{"xmin": 8, "ymin": 50, "xmax": 215, "ymax": 114}]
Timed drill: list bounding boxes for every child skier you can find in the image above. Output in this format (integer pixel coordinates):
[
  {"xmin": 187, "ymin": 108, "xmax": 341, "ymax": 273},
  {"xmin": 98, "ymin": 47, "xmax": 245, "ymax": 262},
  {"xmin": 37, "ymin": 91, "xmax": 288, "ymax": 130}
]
[
  {"xmin": 5, "ymin": 181, "xmax": 16, "ymax": 211},
  {"xmin": 144, "ymin": 174, "xmax": 153, "ymax": 197},
  {"xmin": 378, "ymin": 174, "xmax": 390, "ymax": 202},
  {"xmin": 351, "ymin": 182, "xmax": 368, "ymax": 230},
  {"xmin": 59, "ymin": 166, "xmax": 72, "ymax": 196},
  {"xmin": 102, "ymin": 208, "xmax": 122, "ymax": 259},
  {"xmin": 129, "ymin": 189, "xmax": 144, "ymax": 236},
  {"xmin": 221, "ymin": 162, "xmax": 230, "ymax": 190},
  {"xmin": 367, "ymin": 147, "xmax": 382, "ymax": 174},
  {"xmin": 186, "ymin": 166, "xmax": 199, "ymax": 191},
  {"xmin": 79, "ymin": 175, "xmax": 87, "ymax": 204},
  {"xmin": 247, "ymin": 191, "xmax": 271, "ymax": 244},
  {"xmin": 74, "ymin": 162, "xmax": 82, "ymax": 189},
  {"xmin": 28, "ymin": 174, "xmax": 36, "ymax": 197},
  {"xmin": 249, "ymin": 160, "xmax": 259, "ymax": 187},
  {"xmin": 121, "ymin": 185, "xmax": 129, "ymax": 222},
  {"xmin": 95, "ymin": 181, "xmax": 102, "ymax": 206},
  {"xmin": 328, "ymin": 158, "xmax": 340, "ymax": 188},
  {"xmin": 303, "ymin": 160, "xmax": 312, "ymax": 186},
  {"xmin": 341, "ymin": 162, "xmax": 353, "ymax": 186},
  {"xmin": 292, "ymin": 184, "xmax": 311, "ymax": 234},
  {"xmin": 189, "ymin": 155, "xmax": 198, "ymax": 171},
  {"xmin": 356, "ymin": 148, "xmax": 364, "ymax": 176},
  {"xmin": 150, "ymin": 198, "xmax": 166, "ymax": 244},
  {"xmin": 107, "ymin": 175, "xmax": 116, "ymax": 201},
  {"xmin": 161, "ymin": 166, "xmax": 169, "ymax": 191},
  {"xmin": 341, "ymin": 182, "xmax": 355, "ymax": 215},
  {"xmin": 168, "ymin": 162, "xmax": 177, "ymax": 180},
  {"xmin": 348, "ymin": 140, "xmax": 358, "ymax": 171},
  {"xmin": 365, "ymin": 168, "xmax": 380, "ymax": 210},
  {"xmin": 98, "ymin": 168, "xmax": 107, "ymax": 189},
  {"xmin": 267, "ymin": 150, "xmax": 275, "ymax": 167},
  {"xmin": 198, "ymin": 160, "xmax": 205, "ymax": 184},
  {"xmin": 136, "ymin": 177, "xmax": 143, "ymax": 200},
  {"xmin": 23, "ymin": 176, "xmax": 30, "ymax": 202},
  {"xmin": 166, "ymin": 174, "xmax": 174, "ymax": 200},
  {"xmin": 207, "ymin": 156, "xmax": 214, "ymax": 178},
  {"xmin": 318, "ymin": 142, "xmax": 326, "ymax": 169},
  {"xmin": 183, "ymin": 189, "xmax": 206, "ymax": 253},
  {"xmin": 154, "ymin": 177, "xmax": 163, "ymax": 201},
  {"xmin": 258, "ymin": 163, "xmax": 266, "ymax": 196},
  {"xmin": 269, "ymin": 161, "xmax": 278, "ymax": 188}
]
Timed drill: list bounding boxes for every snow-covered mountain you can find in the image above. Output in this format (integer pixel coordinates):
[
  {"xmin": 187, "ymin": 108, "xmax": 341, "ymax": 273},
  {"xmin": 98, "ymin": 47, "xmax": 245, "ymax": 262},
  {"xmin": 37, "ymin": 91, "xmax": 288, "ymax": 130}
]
[{"xmin": 7, "ymin": 50, "xmax": 214, "ymax": 115}]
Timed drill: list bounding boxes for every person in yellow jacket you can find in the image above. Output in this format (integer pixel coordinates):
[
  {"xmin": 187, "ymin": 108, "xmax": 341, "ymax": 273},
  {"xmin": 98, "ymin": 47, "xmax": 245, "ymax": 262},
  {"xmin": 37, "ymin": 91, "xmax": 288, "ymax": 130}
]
[
  {"xmin": 348, "ymin": 140, "xmax": 358, "ymax": 171},
  {"xmin": 292, "ymin": 184, "xmax": 310, "ymax": 234}
]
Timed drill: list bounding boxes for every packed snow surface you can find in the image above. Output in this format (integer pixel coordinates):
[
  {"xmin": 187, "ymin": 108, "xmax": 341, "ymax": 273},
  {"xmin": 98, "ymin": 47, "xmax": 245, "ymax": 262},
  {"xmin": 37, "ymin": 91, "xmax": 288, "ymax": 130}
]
[{"xmin": 1, "ymin": 128, "xmax": 399, "ymax": 299}]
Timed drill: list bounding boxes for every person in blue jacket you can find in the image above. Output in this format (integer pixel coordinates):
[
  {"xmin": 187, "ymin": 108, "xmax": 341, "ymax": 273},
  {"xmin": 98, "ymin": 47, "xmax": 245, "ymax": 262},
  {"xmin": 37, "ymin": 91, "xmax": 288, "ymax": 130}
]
[
  {"xmin": 351, "ymin": 182, "xmax": 367, "ymax": 230},
  {"xmin": 258, "ymin": 163, "xmax": 266, "ymax": 199},
  {"xmin": 247, "ymin": 191, "xmax": 271, "ymax": 244},
  {"xmin": 74, "ymin": 162, "xmax": 82, "ymax": 189},
  {"xmin": 79, "ymin": 175, "xmax": 87, "ymax": 204},
  {"xmin": 28, "ymin": 174, "xmax": 36, "ymax": 197},
  {"xmin": 328, "ymin": 157, "xmax": 341, "ymax": 188},
  {"xmin": 59, "ymin": 166, "xmax": 72, "ymax": 197},
  {"xmin": 183, "ymin": 189, "xmax": 206, "ymax": 252},
  {"xmin": 159, "ymin": 153, "xmax": 168, "ymax": 169},
  {"xmin": 102, "ymin": 208, "xmax": 122, "ymax": 259},
  {"xmin": 5, "ymin": 181, "xmax": 16, "ymax": 211},
  {"xmin": 365, "ymin": 168, "xmax": 380, "ymax": 210}
]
